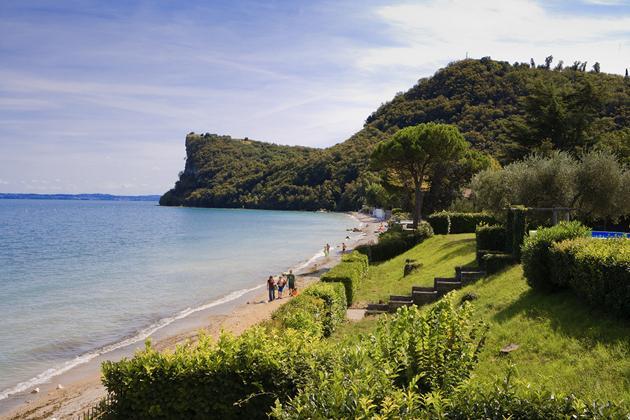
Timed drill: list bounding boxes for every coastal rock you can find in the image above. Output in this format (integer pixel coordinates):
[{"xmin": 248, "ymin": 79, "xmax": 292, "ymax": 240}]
[
  {"xmin": 31, "ymin": 387, "xmax": 39, "ymax": 394},
  {"xmin": 56, "ymin": 384, "xmax": 64, "ymax": 390}
]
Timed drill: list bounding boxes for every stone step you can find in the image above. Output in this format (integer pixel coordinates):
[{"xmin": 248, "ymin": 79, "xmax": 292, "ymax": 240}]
[
  {"xmin": 412, "ymin": 285, "xmax": 434, "ymax": 293},
  {"xmin": 389, "ymin": 295, "xmax": 412, "ymax": 302},
  {"xmin": 434, "ymin": 278, "xmax": 463, "ymax": 295},
  {"xmin": 366, "ymin": 303, "xmax": 389, "ymax": 312},
  {"xmin": 412, "ymin": 289, "xmax": 438, "ymax": 305},
  {"xmin": 365, "ymin": 309, "xmax": 387, "ymax": 316},
  {"xmin": 433, "ymin": 277, "xmax": 458, "ymax": 288}
]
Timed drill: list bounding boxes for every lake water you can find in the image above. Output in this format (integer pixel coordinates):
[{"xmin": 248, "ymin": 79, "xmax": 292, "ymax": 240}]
[{"xmin": 0, "ymin": 200, "xmax": 357, "ymax": 400}]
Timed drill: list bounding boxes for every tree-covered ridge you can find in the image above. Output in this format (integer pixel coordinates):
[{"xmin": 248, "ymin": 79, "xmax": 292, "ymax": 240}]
[{"xmin": 161, "ymin": 58, "xmax": 630, "ymax": 211}]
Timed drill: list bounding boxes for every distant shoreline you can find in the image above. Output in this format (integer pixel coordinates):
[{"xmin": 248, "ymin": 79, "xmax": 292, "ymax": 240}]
[{"xmin": 0, "ymin": 193, "xmax": 160, "ymax": 201}]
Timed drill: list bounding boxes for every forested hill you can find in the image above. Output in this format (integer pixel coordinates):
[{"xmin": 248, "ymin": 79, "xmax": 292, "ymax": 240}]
[{"xmin": 160, "ymin": 58, "xmax": 630, "ymax": 211}]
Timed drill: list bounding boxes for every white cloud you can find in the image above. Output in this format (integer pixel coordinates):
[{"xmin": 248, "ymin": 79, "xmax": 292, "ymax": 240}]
[{"xmin": 360, "ymin": 0, "xmax": 630, "ymax": 74}]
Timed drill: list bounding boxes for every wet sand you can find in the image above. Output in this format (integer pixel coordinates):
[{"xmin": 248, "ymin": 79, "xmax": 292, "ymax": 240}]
[{"xmin": 2, "ymin": 212, "xmax": 380, "ymax": 420}]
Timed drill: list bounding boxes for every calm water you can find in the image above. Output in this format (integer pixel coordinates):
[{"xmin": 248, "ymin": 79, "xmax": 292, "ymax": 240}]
[{"xmin": 0, "ymin": 200, "xmax": 356, "ymax": 399}]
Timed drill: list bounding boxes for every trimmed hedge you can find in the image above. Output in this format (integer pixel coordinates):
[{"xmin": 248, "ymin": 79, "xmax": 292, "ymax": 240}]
[
  {"xmin": 321, "ymin": 251, "xmax": 368, "ymax": 305},
  {"xmin": 476, "ymin": 224, "xmax": 507, "ymax": 252},
  {"xmin": 355, "ymin": 222, "xmax": 433, "ymax": 263},
  {"xmin": 481, "ymin": 252, "xmax": 514, "ymax": 274},
  {"xmin": 550, "ymin": 238, "xmax": 630, "ymax": 317},
  {"xmin": 102, "ymin": 328, "xmax": 328, "ymax": 419},
  {"xmin": 521, "ymin": 221, "xmax": 591, "ymax": 291},
  {"xmin": 427, "ymin": 212, "xmax": 497, "ymax": 234},
  {"xmin": 301, "ymin": 282, "xmax": 347, "ymax": 337}
]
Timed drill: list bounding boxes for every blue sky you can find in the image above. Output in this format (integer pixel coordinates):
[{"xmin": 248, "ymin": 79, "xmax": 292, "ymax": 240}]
[{"xmin": 1, "ymin": 0, "xmax": 629, "ymax": 195}]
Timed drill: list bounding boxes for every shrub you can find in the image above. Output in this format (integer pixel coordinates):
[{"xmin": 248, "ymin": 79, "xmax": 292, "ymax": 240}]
[
  {"xmin": 102, "ymin": 328, "xmax": 329, "ymax": 419},
  {"xmin": 476, "ymin": 224, "xmax": 507, "ymax": 252},
  {"xmin": 355, "ymin": 222, "xmax": 433, "ymax": 263},
  {"xmin": 427, "ymin": 212, "xmax": 497, "ymax": 234},
  {"xmin": 550, "ymin": 238, "xmax": 630, "ymax": 317},
  {"xmin": 321, "ymin": 252, "xmax": 368, "ymax": 305},
  {"xmin": 521, "ymin": 221, "xmax": 591, "ymax": 291},
  {"xmin": 302, "ymin": 282, "xmax": 347, "ymax": 337},
  {"xmin": 272, "ymin": 297, "xmax": 488, "ymax": 418},
  {"xmin": 438, "ymin": 377, "xmax": 630, "ymax": 419},
  {"xmin": 272, "ymin": 294, "xmax": 327, "ymax": 337},
  {"xmin": 481, "ymin": 252, "xmax": 514, "ymax": 274}
]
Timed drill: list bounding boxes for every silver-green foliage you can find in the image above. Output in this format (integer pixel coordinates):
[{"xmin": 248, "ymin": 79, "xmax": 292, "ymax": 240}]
[{"xmin": 471, "ymin": 149, "xmax": 630, "ymax": 221}]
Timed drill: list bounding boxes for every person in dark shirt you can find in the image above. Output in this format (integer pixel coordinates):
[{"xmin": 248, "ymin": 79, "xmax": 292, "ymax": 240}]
[
  {"xmin": 267, "ymin": 275, "xmax": 276, "ymax": 302},
  {"xmin": 286, "ymin": 270, "xmax": 296, "ymax": 295}
]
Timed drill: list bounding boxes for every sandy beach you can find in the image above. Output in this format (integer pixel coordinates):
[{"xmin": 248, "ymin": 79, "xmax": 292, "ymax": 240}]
[{"xmin": 2, "ymin": 212, "xmax": 380, "ymax": 420}]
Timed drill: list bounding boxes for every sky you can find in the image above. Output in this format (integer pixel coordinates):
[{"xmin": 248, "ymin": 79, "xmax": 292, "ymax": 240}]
[{"xmin": 1, "ymin": 0, "xmax": 629, "ymax": 195}]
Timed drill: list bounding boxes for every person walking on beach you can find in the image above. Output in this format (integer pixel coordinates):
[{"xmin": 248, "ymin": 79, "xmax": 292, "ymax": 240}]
[
  {"xmin": 342, "ymin": 242, "xmax": 347, "ymax": 253},
  {"xmin": 325, "ymin": 243, "xmax": 331, "ymax": 256},
  {"xmin": 267, "ymin": 275, "xmax": 276, "ymax": 302},
  {"xmin": 287, "ymin": 270, "xmax": 296, "ymax": 296},
  {"xmin": 277, "ymin": 275, "xmax": 287, "ymax": 299}
]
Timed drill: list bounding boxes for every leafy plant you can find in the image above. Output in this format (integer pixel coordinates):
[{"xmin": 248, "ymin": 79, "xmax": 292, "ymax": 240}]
[{"xmin": 521, "ymin": 221, "xmax": 591, "ymax": 291}]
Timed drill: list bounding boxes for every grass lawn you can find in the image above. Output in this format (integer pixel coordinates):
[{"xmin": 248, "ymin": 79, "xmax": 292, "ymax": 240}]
[
  {"xmin": 354, "ymin": 233, "xmax": 476, "ymax": 305},
  {"xmin": 336, "ymin": 233, "xmax": 630, "ymax": 403}
]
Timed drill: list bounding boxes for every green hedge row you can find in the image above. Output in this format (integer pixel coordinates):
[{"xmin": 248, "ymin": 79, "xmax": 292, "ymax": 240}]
[
  {"xmin": 272, "ymin": 282, "xmax": 346, "ymax": 337},
  {"xmin": 550, "ymin": 238, "xmax": 630, "ymax": 317},
  {"xmin": 427, "ymin": 212, "xmax": 498, "ymax": 234},
  {"xmin": 476, "ymin": 224, "xmax": 507, "ymax": 252},
  {"xmin": 102, "ymin": 328, "xmax": 327, "ymax": 419},
  {"xmin": 355, "ymin": 222, "xmax": 433, "ymax": 262},
  {"xmin": 320, "ymin": 251, "xmax": 368, "ymax": 305},
  {"xmin": 521, "ymin": 221, "xmax": 591, "ymax": 291}
]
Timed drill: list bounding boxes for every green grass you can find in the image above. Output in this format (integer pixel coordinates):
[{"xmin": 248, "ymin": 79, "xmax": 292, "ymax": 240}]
[
  {"xmin": 451, "ymin": 265, "xmax": 630, "ymax": 402},
  {"xmin": 354, "ymin": 233, "xmax": 476, "ymax": 304},
  {"xmin": 335, "ymin": 233, "xmax": 630, "ymax": 403}
]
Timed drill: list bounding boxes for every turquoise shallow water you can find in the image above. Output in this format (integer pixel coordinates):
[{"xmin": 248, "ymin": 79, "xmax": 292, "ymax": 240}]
[{"xmin": 0, "ymin": 200, "xmax": 356, "ymax": 398}]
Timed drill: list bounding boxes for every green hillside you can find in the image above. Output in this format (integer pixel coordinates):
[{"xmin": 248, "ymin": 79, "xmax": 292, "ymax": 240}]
[
  {"xmin": 161, "ymin": 58, "xmax": 630, "ymax": 210},
  {"xmin": 334, "ymin": 234, "xmax": 630, "ymax": 403}
]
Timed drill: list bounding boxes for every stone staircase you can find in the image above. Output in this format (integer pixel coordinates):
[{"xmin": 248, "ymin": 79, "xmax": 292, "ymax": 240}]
[{"xmin": 365, "ymin": 266, "xmax": 486, "ymax": 315}]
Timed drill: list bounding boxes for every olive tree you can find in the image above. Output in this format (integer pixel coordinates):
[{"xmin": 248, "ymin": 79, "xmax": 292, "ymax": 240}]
[{"xmin": 371, "ymin": 123, "xmax": 469, "ymax": 228}]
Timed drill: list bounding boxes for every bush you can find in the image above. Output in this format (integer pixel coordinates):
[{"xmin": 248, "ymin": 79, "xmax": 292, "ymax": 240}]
[
  {"xmin": 272, "ymin": 297, "xmax": 488, "ymax": 419},
  {"xmin": 481, "ymin": 252, "xmax": 514, "ymax": 274},
  {"xmin": 476, "ymin": 224, "xmax": 507, "ymax": 252},
  {"xmin": 355, "ymin": 222, "xmax": 433, "ymax": 263},
  {"xmin": 427, "ymin": 212, "xmax": 497, "ymax": 234},
  {"xmin": 272, "ymin": 294, "xmax": 327, "ymax": 337},
  {"xmin": 302, "ymin": 282, "xmax": 347, "ymax": 337},
  {"xmin": 439, "ymin": 377, "xmax": 630, "ymax": 419},
  {"xmin": 550, "ymin": 238, "xmax": 630, "ymax": 317},
  {"xmin": 321, "ymin": 251, "xmax": 368, "ymax": 305},
  {"xmin": 521, "ymin": 221, "xmax": 591, "ymax": 291},
  {"xmin": 102, "ymin": 328, "xmax": 329, "ymax": 419}
]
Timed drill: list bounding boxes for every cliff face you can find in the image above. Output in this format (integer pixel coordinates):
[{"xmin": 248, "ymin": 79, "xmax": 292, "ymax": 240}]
[{"xmin": 161, "ymin": 58, "xmax": 630, "ymax": 211}]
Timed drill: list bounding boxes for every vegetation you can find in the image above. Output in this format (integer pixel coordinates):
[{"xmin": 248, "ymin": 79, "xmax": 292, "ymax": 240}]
[
  {"xmin": 426, "ymin": 211, "xmax": 497, "ymax": 234},
  {"xmin": 271, "ymin": 282, "xmax": 346, "ymax": 337},
  {"xmin": 355, "ymin": 221, "xmax": 433, "ymax": 262},
  {"xmin": 475, "ymin": 224, "xmax": 507, "ymax": 252},
  {"xmin": 101, "ymin": 233, "xmax": 630, "ymax": 418},
  {"xmin": 320, "ymin": 251, "xmax": 368, "ymax": 305},
  {"xmin": 521, "ymin": 221, "xmax": 591, "ymax": 291},
  {"xmin": 371, "ymin": 122, "xmax": 469, "ymax": 227},
  {"xmin": 471, "ymin": 149, "xmax": 630, "ymax": 223},
  {"xmin": 354, "ymin": 234, "xmax": 477, "ymax": 304},
  {"xmin": 550, "ymin": 237, "xmax": 630, "ymax": 317},
  {"xmin": 161, "ymin": 58, "xmax": 630, "ymax": 212}
]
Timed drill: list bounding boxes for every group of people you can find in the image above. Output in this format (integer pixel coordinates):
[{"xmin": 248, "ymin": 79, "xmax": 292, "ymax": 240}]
[
  {"xmin": 267, "ymin": 269, "xmax": 296, "ymax": 302},
  {"xmin": 323, "ymin": 241, "xmax": 348, "ymax": 257}
]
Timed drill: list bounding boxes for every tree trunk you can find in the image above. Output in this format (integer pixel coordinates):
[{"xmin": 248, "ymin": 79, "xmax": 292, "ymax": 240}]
[{"xmin": 413, "ymin": 182, "xmax": 424, "ymax": 229}]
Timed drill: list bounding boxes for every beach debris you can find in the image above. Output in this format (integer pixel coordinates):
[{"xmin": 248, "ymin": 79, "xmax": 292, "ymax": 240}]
[
  {"xmin": 31, "ymin": 387, "xmax": 39, "ymax": 394},
  {"xmin": 56, "ymin": 384, "xmax": 64, "ymax": 390},
  {"xmin": 500, "ymin": 343, "xmax": 519, "ymax": 355}
]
